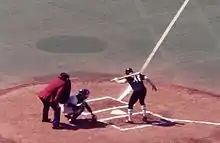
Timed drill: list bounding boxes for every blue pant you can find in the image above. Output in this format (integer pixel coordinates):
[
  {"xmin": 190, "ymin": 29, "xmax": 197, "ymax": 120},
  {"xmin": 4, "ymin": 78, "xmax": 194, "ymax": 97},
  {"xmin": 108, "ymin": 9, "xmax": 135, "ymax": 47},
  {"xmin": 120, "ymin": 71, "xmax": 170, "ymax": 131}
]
[
  {"xmin": 65, "ymin": 104, "xmax": 85, "ymax": 121},
  {"xmin": 40, "ymin": 98, "xmax": 61, "ymax": 127},
  {"xmin": 128, "ymin": 88, "xmax": 147, "ymax": 109}
]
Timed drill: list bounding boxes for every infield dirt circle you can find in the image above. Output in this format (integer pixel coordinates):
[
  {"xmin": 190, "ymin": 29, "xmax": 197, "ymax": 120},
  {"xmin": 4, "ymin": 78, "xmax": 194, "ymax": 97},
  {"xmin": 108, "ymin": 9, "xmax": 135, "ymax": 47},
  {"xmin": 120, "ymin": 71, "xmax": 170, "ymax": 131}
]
[
  {"xmin": 1, "ymin": 0, "xmax": 220, "ymax": 142},
  {"xmin": 1, "ymin": 74, "xmax": 220, "ymax": 143}
]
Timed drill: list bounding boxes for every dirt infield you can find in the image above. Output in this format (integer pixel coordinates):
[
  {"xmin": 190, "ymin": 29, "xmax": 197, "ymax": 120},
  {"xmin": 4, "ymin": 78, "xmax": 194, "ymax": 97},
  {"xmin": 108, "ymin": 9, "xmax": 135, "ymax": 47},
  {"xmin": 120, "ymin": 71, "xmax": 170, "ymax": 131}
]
[
  {"xmin": 1, "ymin": 76, "xmax": 220, "ymax": 143},
  {"xmin": 1, "ymin": 0, "xmax": 220, "ymax": 142}
]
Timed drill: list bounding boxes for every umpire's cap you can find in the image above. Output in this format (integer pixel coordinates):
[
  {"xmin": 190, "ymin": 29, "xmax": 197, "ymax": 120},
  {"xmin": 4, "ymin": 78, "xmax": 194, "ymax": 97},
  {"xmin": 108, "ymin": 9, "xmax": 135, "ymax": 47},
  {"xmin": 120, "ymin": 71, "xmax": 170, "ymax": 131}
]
[{"xmin": 59, "ymin": 72, "xmax": 70, "ymax": 80}]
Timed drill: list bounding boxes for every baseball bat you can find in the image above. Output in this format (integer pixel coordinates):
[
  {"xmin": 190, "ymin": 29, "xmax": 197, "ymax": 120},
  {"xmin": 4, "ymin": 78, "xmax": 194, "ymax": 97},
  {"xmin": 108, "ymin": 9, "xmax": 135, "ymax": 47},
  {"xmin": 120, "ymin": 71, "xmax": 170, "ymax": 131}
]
[{"xmin": 110, "ymin": 72, "xmax": 141, "ymax": 82}]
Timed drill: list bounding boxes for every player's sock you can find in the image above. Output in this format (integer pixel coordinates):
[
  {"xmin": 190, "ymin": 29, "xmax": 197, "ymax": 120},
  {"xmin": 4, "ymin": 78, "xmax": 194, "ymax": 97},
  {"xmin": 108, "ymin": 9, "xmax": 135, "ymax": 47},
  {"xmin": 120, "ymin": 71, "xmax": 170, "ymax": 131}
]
[
  {"xmin": 128, "ymin": 109, "xmax": 133, "ymax": 121},
  {"xmin": 141, "ymin": 105, "xmax": 147, "ymax": 117}
]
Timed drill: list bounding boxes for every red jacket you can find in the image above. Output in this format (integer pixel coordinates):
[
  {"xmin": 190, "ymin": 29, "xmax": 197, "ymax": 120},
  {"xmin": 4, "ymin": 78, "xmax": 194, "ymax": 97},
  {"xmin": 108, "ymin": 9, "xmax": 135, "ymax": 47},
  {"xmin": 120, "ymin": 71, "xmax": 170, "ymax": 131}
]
[{"xmin": 38, "ymin": 77, "xmax": 70, "ymax": 103}]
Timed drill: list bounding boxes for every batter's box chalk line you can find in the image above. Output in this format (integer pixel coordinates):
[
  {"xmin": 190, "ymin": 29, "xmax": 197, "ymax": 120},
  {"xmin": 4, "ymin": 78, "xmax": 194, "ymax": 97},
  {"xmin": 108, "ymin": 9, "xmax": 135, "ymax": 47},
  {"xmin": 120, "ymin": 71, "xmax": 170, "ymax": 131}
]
[
  {"xmin": 82, "ymin": 96, "xmax": 220, "ymax": 131},
  {"xmin": 82, "ymin": 105, "xmax": 128, "ymax": 116},
  {"xmin": 100, "ymin": 111, "xmax": 220, "ymax": 131},
  {"xmin": 82, "ymin": 96, "xmax": 128, "ymax": 116},
  {"xmin": 86, "ymin": 96, "xmax": 127, "ymax": 104},
  {"xmin": 82, "ymin": 96, "xmax": 137, "ymax": 115}
]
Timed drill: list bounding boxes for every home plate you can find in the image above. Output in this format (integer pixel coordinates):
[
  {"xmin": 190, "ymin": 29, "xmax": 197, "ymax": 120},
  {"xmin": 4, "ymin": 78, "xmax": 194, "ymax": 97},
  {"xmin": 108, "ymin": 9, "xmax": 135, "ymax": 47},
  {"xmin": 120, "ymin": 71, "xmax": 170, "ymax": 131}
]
[{"xmin": 111, "ymin": 109, "xmax": 126, "ymax": 115}]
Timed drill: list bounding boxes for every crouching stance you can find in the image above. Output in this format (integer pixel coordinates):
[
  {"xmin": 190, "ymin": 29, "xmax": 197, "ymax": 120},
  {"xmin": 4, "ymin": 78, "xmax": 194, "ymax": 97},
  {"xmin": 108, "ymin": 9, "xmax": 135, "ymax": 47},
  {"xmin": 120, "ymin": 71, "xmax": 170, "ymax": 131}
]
[{"xmin": 59, "ymin": 89, "xmax": 97, "ymax": 123}]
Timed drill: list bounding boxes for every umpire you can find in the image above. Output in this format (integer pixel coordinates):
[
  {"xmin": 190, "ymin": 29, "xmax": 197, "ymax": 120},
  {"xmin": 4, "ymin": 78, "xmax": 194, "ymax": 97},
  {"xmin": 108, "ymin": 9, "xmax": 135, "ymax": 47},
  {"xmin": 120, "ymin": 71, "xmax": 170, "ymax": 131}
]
[{"xmin": 38, "ymin": 72, "xmax": 71, "ymax": 129}]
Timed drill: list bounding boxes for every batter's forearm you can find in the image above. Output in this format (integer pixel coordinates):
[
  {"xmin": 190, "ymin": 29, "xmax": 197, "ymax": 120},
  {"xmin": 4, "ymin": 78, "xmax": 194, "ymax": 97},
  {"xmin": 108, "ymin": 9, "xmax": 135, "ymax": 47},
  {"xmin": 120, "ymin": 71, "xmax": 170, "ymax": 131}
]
[
  {"xmin": 146, "ymin": 78, "xmax": 156, "ymax": 86},
  {"xmin": 116, "ymin": 79, "xmax": 127, "ymax": 84}
]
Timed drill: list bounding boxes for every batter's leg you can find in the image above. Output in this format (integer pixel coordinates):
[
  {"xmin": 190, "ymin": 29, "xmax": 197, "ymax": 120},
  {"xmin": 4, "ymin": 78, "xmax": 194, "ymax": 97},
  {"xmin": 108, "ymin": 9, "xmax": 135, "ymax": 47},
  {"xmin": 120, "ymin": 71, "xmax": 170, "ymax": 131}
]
[{"xmin": 127, "ymin": 91, "xmax": 139, "ymax": 123}]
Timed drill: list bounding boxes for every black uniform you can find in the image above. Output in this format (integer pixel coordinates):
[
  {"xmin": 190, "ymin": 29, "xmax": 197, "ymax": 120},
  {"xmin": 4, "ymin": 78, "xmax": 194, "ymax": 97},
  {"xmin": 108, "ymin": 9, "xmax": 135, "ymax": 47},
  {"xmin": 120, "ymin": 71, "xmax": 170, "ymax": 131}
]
[{"xmin": 126, "ymin": 74, "xmax": 147, "ymax": 109}]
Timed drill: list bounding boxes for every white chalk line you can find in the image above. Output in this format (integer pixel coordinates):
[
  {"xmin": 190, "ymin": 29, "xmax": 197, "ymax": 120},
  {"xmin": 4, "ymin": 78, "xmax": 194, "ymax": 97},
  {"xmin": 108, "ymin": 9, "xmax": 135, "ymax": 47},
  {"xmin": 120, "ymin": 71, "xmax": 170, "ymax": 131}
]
[
  {"xmin": 99, "ymin": 112, "xmax": 142, "ymax": 122},
  {"xmin": 99, "ymin": 112, "xmax": 150, "ymax": 131},
  {"xmin": 119, "ymin": 112, "xmax": 220, "ymax": 131},
  {"xmin": 118, "ymin": 0, "xmax": 190, "ymax": 101},
  {"xmin": 110, "ymin": 124, "xmax": 152, "ymax": 131},
  {"xmin": 83, "ymin": 97, "xmax": 220, "ymax": 131},
  {"xmin": 87, "ymin": 96, "xmax": 128, "ymax": 105},
  {"xmin": 111, "ymin": 125, "xmax": 122, "ymax": 130},
  {"xmin": 152, "ymin": 111, "xmax": 220, "ymax": 126},
  {"xmin": 120, "ymin": 124, "xmax": 152, "ymax": 131},
  {"xmin": 99, "ymin": 111, "xmax": 220, "ymax": 131},
  {"xmin": 108, "ymin": 96, "xmax": 128, "ymax": 105},
  {"xmin": 83, "ymin": 96, "xmax": 128, "ymax": 115},
  {"xmin": 82, "ymin": 105, "xmax": 127, "ymax": 116},
  {"xmin": 86, "ymin": 96, "xmax": 111, "ymax": 102},
  {"xmin": 147, "ymin": 111, "xmax": 220, "ymax": 126}
]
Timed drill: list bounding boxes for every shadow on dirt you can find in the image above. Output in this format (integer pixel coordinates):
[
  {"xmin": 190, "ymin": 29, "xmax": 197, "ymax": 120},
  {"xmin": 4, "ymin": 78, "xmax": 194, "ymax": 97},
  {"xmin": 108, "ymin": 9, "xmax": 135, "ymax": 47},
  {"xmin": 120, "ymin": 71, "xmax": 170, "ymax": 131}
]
[
  {"xmin": 110, "ymin": 119, "xmax": 185, "ymax": 127},
  {"xmin": 59, "ymin": 119, "xmax": 109, "ymax": 130},
  {"xmin": 147, "ymin": 119, "xmax": 185, "ymax": 127},
  {"xmin": 107, "ymin": 118, "xmax": 185, "ymax": 128}
]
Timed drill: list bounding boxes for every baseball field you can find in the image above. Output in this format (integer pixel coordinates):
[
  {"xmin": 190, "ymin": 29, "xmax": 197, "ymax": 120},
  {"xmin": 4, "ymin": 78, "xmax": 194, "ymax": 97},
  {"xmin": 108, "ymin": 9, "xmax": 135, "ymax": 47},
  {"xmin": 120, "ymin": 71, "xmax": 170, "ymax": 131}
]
[{"xmin": 1, "ymin": 0, "xmax": 220, "ymax": 142}]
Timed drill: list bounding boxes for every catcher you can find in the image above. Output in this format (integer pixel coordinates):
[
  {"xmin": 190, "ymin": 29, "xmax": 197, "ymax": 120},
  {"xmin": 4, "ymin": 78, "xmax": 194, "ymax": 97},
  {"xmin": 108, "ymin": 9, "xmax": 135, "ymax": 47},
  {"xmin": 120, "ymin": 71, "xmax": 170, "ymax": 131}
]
[
  {"xmin": 59, "ymin": 88, "xmax": 97, "ymax": 124},
  {"xmin": 112, "ymin": 68, "xmax": 157, "ymax": 123}
]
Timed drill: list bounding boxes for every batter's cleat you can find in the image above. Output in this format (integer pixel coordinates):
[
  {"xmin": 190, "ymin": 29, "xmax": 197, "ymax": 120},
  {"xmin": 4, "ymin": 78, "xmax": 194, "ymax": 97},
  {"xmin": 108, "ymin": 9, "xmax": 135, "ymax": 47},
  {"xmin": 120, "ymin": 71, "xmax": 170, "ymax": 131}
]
[
  {"xmin": 42, "ymin": 118, "xmax": 51, "ymax": 123},
  {"xmin": 142, "ymin": 116, "xmax": 147, "ymax": 122},
  {"xmin": 69, "ymin": 119, "xmax": 77, "ymax": 124},
  {"xmin": 142, "ymin": 116, "xmax": 151, "ymax": 124},
  {"xmin": 126, "ymin": 120, "xmax": 134, "ymax": 124}
]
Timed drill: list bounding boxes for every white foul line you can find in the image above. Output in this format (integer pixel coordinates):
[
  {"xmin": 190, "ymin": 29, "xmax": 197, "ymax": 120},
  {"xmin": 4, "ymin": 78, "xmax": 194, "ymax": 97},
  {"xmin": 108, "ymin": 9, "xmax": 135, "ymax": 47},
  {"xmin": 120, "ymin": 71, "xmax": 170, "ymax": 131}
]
[
  {"xmin": 83, "ymin": 97, "xmax": 220, "ymax": 131},
  {"xmin": 99, "ymin": 111, "xmax": 220, "ymax": 131},
  {"xmin": 117, "ymin": 0, "xmax": 190, "ymax": 101},
  {"xmin": 148, "ymin": 111, "xmax": 220, "ymax": 126}
]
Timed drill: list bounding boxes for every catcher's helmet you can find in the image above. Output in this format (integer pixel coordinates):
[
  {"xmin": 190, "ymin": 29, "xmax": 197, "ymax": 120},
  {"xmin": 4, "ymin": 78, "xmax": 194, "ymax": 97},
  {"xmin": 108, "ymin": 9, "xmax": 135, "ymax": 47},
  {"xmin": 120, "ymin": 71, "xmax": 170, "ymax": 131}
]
[
  {"xmin": 125, "ymin": 68, "xmax": 134, "ymax": 75},
  {"xmin": 78, "ymin": 88, "xmax": 90, "ymax": 98}
]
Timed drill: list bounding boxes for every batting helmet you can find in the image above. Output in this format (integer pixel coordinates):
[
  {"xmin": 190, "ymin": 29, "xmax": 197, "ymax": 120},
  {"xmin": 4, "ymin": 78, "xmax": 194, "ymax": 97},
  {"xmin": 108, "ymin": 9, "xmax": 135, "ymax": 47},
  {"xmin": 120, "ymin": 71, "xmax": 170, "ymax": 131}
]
[{"xmin": 125, "ymin": 68, "xmax": 133, "ymax": 75}]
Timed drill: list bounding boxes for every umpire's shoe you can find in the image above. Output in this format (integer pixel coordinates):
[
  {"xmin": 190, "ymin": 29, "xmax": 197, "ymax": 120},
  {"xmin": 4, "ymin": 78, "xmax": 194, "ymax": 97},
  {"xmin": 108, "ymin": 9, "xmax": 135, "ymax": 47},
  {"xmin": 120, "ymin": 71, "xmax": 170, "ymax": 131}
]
[
  {"xmin": 52, "ymin": 125, "xmax": 64, "ymax": 130},
  {"xmin": 42, "ymin": 118, "xmax": 51, "ymax": 123}
]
